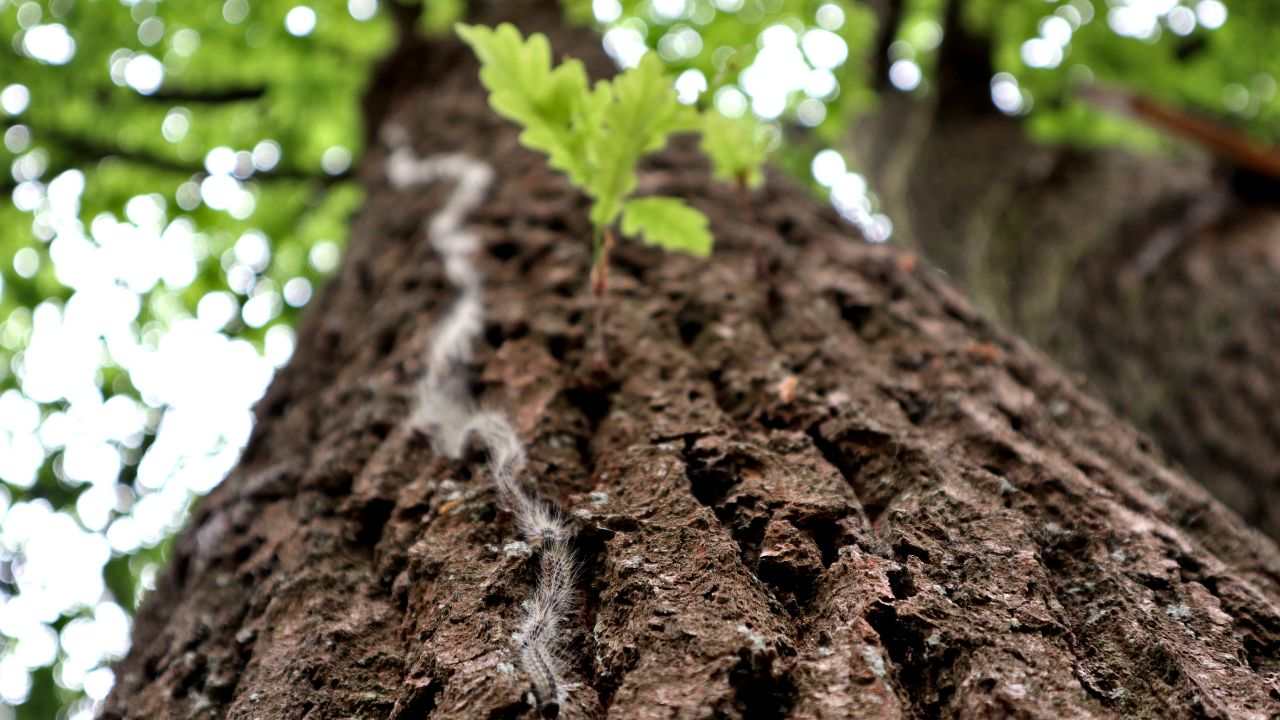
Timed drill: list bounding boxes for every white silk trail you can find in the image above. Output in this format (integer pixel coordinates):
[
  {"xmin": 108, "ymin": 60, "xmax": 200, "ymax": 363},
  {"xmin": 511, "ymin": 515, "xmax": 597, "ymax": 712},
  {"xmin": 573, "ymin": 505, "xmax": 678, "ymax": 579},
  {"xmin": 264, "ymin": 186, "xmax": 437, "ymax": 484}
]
[{"xmin": 387, "ymin": 143, "xmax": 576, "ymax": 717}]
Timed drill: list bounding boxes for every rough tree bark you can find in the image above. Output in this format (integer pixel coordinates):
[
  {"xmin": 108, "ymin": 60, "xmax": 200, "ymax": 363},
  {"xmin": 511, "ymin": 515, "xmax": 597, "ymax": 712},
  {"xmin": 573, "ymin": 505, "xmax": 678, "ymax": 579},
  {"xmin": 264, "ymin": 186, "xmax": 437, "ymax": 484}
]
[
  {"xmin": 106, "ymin": 2, "xmax": 1280, "ymax": 718},
  {"xmin": 850, "ymin": 4, "xmax": 1280, "ymax": 539}
]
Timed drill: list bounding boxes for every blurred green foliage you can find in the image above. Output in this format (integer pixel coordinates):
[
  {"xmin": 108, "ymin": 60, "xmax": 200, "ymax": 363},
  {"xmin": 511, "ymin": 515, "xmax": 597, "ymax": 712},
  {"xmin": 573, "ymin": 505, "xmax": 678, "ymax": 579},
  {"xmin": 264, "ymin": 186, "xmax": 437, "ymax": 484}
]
[
  {"xmin": 1, "ymin": 0, "xmax": 1277, "ymax": 717},
  {"xmin": 566, "ymin": 0, "xmax": 878, "ymax": 140},
  {"xmin": 960, "ymin": 0, "xmax": 1280, "ymax": 146}
]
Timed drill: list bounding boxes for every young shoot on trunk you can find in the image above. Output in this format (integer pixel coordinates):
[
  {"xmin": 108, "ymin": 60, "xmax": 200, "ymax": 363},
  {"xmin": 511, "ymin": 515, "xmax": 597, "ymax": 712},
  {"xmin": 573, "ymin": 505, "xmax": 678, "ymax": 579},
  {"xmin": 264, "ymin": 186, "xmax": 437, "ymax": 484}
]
[{"xmin": 456, "ymin": 23, "xmax": 771, "ymax": 301}]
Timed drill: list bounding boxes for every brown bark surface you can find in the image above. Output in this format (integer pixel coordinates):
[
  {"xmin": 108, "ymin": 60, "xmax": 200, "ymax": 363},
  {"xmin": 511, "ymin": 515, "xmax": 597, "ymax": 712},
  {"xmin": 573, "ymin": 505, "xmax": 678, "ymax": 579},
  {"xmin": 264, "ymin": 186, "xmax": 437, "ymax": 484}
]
[
  {"xmin": 850, "ymin": 7, "xmax": 1280, "ymax": 540},
  {"xmin": 1055, "ymin": 206, "xmax": 1280, "ymax": 540},
  {"xmin": 106, "ymin": 3, "xmax": 1280, "ymax": 718}
]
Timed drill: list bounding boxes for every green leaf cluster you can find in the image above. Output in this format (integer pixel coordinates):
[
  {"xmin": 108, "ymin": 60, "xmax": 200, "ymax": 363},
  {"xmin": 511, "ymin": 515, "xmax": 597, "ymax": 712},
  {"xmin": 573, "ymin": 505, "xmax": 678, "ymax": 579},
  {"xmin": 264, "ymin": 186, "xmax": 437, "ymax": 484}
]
[
  {"xmin": 621, "ymin": 196, "xmax": 712, "ymax": 256},
  {"xmin": 458, "ymin": 22, "xmax": 749, "ymax": 257},
  {"xmin": 700, "ymin": 111, "xmax": 777, "ymax": 189}
]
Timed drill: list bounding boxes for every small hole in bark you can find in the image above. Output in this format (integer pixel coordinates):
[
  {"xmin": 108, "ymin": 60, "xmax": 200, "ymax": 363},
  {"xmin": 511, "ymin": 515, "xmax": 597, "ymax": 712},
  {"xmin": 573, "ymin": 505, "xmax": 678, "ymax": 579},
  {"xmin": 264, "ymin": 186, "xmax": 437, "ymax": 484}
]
[
  {"xmin": 378, "ymin": 327, "xmax": 398, "ymax": 357},
  {"xmin": 728, "ymin": 645, "xmax": 797, "ymax": 719},
  {"xmin": 355, "ymin": 498, "xmax": 395, "ymax": 548},
  {"xmin": 357, "ymin": 262, "xmax": 374, "ymax": 295},
  {"xmin": 547, "ymin": 335, "xmax": 569, "ymax": 361},
  {"xmin": 837, "ymin": 300, "xmax": 873, "ymax": 333},
  {"xmin": 565, "ymin": 384, "xmax": 616, "ymax": 431},
  {"xmin": 324, "ymin": 328, "xmax": 342, "ymax": 353},
  {"xmin": 232, "ymin": 538, "xmax": 261, "ymax": 565},
  {"xmin": 1074, "ymin": 462, "xmax": 1099, "ymax": 478},
  {"xmin": 489, "ymin": 240, "xmax": 521, "ymax": 261},
  {"xmin": 887, "ymin": 565, "xmax": 917, "ymax": 599},
  {"xmin": 678, "ymin": 317, "xmax": 704, "ymax": 345},
  {"xmin": 1174, "ymin": 553, "xmax": 1203, "ymax": 575},
  {"xmin": 172, "ymin": 549, "xmax": 191, "ymax": 588},
  {"xmin": 890, "ymin": 390, "xmax": 929, "ymax": 424},
  {"xmin": 800, "ymin": 515, "xmax": 847, "ymax": 567},
  {"xmin": 484, "ymin": 322, "xmax": 506, "ymax": 349},
  {"xmin": 265, "ymin": 391, "xmax": 290, "ymax": 418},
  {"xmin": 675, "ymin": 301, "xmax": 709, "ymax": 346},
  {"xmin": 392, "ymin": 679, "xmax": 443, "ymax": 720},
  {"xmin": 408, "ymin": 426, "xmax": 432, "ymax": 450}
]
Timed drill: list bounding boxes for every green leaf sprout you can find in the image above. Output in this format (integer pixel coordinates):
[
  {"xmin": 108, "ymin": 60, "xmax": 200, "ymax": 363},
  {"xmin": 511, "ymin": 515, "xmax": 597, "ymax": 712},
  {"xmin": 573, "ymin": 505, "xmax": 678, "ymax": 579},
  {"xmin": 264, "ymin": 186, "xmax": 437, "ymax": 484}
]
[
  {"xmin": 456, "ymin": 22, "xmax": 769, "ymax": 275},
  {"xmin": 701, "ymin": 111, "xmax": 777, "ymax": 190},
  {"xmin": 621, "ymin": 196, "xmax": 713, "ymax": 257}
]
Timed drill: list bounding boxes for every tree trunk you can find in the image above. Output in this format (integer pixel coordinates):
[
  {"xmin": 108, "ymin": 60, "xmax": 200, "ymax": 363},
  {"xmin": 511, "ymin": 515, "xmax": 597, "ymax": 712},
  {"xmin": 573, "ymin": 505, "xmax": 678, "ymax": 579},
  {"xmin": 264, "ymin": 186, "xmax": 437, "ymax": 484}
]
[
  {"xmin": 849, "ymin": 5, "xmax": 1280, "ymax": 540},
  {"xmin": 105, "ymin": 3, "xmax": 1280, "ymax": 718}
]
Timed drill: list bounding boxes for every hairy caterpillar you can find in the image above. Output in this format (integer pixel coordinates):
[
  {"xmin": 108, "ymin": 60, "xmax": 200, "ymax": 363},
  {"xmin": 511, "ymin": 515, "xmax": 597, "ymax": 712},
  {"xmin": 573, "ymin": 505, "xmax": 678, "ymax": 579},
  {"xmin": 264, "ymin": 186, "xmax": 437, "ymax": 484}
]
[{"xmin": 385, "ymin": 132, "xmax": 576, "ymax": 717}]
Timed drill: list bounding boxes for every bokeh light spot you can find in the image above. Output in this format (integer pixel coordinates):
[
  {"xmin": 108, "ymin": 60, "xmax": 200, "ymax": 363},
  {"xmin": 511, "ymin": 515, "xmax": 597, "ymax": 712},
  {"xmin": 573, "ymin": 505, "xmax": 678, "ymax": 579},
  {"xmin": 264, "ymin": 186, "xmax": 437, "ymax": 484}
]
[
  {"xmin": 4, "ymin": 125, "xmax": 31, "ymax": 154},
  {"xmin": 252, "ymin": 140, "xmax": 282, "ymax": 172},
  {"xmin": 348, "ymin": 0, "xmax": 378, "ymax": 21},
  {"xmin": 13, "ymin": 248, "xmax": 39, "ymax": 279},
  {"xmin": 161, "ymin": 108, "xmax": 191, "ymax": 143},
  {"xmin": 137, "ymin": 16, "xmax": 165, "ymax": 46},
  {"xmin": 674, "ymin": 69, "xmax": 707, "ymax": 104},
  {"xmin": 815, "ymin": 3, "xmax": 844, "ymax": 31},
  {"xmin": 990, "ymin": 72, "xmax": 1025, "ymax": 115},
  {"xmin": 321, "ymin": 146, "xmax": 352, "ymax": 175},
  {"xmin": 222, "ymin": 0, "xmax": 249, "ymax": 25},
  {"xmin": 124, "ymin": 54, "xmax": 165, "ymax": 95},
  {"xmin": 308, "ymin": 241, "xmax": 341, "ymax": 274},
  {"xmin": 285, "ymin": 6, "xmax": 317, "ymax": 37},
  {"xmin": 593, "ymin": 0, "xmax": 622, "ymax": 23},
  {"xmin": 889, "ymin": 59, "xmax": 922, "ymax": 91},
  {"xmin": 1, "ymin": 85, "xmax": 31, "ymax": 116},
  {"xmin": 811, "ymin": 149, "xmax": 846, "ymax": 187},
  {"xmin": 603, "ymin": 26, "xmax": 648, "ymax": 68},
  {"xmin": 1196, "ymin": 0, "xmax": 1227, "ymax": 29},
  {"xmin": 22, "ymin": 24, "xmax": 76, "ymax": 65}
]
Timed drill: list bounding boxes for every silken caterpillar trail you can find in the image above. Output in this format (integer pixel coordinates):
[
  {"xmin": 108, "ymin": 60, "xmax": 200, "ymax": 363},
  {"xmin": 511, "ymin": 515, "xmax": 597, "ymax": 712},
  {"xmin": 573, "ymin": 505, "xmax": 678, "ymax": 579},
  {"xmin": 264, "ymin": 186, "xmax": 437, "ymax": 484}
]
[{"xmin": 385, "ymin": 132, "xmax": 576, "ymax": 718}]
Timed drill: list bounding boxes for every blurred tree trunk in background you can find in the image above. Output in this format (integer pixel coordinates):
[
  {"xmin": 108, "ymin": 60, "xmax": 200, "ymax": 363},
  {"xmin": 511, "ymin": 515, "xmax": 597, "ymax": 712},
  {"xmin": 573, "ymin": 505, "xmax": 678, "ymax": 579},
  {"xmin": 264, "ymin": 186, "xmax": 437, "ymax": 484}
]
[
  {"xmin": 852, "ymin": 2, "xmax": 1280, "ymax": 539},
  {"xmin": 105, "ymin": 1, "xmax": 1280, "ymax": 717}
]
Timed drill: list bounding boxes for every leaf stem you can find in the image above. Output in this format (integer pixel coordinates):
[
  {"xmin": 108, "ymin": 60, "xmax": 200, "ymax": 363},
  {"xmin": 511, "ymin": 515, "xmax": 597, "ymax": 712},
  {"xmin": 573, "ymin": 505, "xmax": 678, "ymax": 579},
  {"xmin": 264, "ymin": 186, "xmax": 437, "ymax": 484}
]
[
  {"xmin": 590, "ymin": 226, "xmax": 615, "ymax": 298},
  {"xmin": 590, "ymin": 226, "xmax": 615, "ymax": 368}
]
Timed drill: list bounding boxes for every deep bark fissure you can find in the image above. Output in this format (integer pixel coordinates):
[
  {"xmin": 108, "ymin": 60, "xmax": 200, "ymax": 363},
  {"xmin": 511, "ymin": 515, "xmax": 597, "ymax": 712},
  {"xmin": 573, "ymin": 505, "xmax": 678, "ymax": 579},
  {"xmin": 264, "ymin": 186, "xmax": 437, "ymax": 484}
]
[
  {"xmin": 864, "ymin": 600, "xmax": 963, "ymax": 718},
  {"xmin": 804, "ymin": 423, "xmax": 894, "ymax": 526}
]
